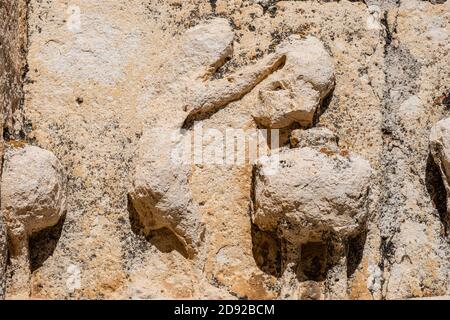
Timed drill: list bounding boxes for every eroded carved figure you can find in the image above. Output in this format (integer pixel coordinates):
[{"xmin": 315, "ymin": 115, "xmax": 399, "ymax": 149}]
[
  {"xmin": 253, "ymin": 128, "xmax": 372, "ymax": 243},
  {"xmin": 1, "ymin": 144, "xmax": 66, "ymax": 297},
  {"xmin": 129, "ymin": 18, "xmax": 337, "ymax": 258},
  {"xmin": 252, "ymin": 36, "xmax": 335, "ymax": 129},
  {"xmin": 252, "ymin": 128, "xmax": 372, "ymax": 298}
]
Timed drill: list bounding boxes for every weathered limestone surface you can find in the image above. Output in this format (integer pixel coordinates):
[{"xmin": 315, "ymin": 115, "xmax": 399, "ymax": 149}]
[
  {"xmin": 290, "ymin": 127, "xmax": 340, "ymax": 151},
  {"xmin": 0, "ymin": 0, "xmax": 446, "ymax": 300},
  {"xmin": 129, "ymin": 19, "xmax": 334, "ymax": 260},
  {"xmin": 129, "ymin": 129, "xmax": 204, "ymax": 258},
  {"xmin": 252, "ymin": 36, "xmax": 335, "ymax": 129},
  {"xmin": 253, "ymin": 134, "xmax": 372, "ymax": 244},
  {"xmin": 0, "ymin": 0, "xmax": 29, "ymax": 300},
  {"xmin": 0, "ymin": 0, "xmax": 27, "ymax": 140},
  {"xmin": 0, "ymin": 217, "xmax": 6, "ymax": 299},
  {"xmin": 378, "ymin": 0, "xmax": 450, "ymax": 299},
  {"xmin": 129, "ymin": 18, "xmax": 286, "ymax": 258}
]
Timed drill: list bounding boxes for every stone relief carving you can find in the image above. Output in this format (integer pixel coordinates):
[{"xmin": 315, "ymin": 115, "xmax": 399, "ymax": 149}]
[
  {"xmin": 1, "ymin": 0, "xmax": 445, "ymax": 301},
  {"xmin": 129, "ymin": 18, "xmax": 373, "ymax": 301},
  {"xmin": 129, "ymin": 18, "xmax": 285, "ymax": 257},
  {"xmin": 1, "ymin": 144, "xmax": 67, "ymax": 298},
  {"xmin": 252, "ymin": 36, "xmax": 335, "ymax": 129},
  {"xmin": 252, "ymin": 128, "xmax": 372, "ymax": 298}
]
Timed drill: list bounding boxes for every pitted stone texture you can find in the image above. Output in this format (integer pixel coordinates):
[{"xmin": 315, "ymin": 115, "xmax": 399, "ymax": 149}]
[
  {"xmin": 129, "ymin": 130, "xmax": 204, "ymax": 258},
  {"xmin": 180, "ymin": 18, "xmax": 234, "ymax": 80},
  {"xmin": 0, "ymin": 216, "xmax": 6, "ymax": 299},
  {"xmin": 430, "ymin": 117, "xmax": 450, "ymax": 212},
  {"xmin": 290, "ymin": 127, "xmax": 340, "ymax": 152},
  {"xmin": 252, "ymin": 36, "xmax": 335, "ymax": 129},
  {"xmin": 1, "ymin": 145, "xmax": 67, "ymax": 239},
  {"xmin": 252, "ymin": 146, "xmax": 372, "ymax": 245},
  {"xmin": 0, "ymin": 0, "xmax": 27, "ymax": 139},
  {"xmin": 378, "ymin": 0, "xmax": 450, "ymax": 300}
]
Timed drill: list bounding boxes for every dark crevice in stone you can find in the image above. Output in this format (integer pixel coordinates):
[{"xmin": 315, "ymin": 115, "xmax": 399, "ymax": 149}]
[
  {"xmin": 441, "ymin": 90, "xmax": 450, "ymax": 109},
  {"xmin": 425, "ymin": 154, "xmax": 449, "ymax": 236},
  {"xmin": 208, "ymin": 0, "xmax": 217, "ymax": 12},
  {"xmin": 347, "ymin": 230, "xmax": 367, "ymax": 277},
  {"xmin": 258, "ymin": 1, "xmax": 279, "ymax": 15},
  {"xmin": 251, "ymin": 224, "xmax": 282, "ymax": 278},
  {"xmin": 312, "ymin": 85, "xmax": 335, "ymax": 128},
  {"xmin": 380, "ymin": 11, "xmax": 393, "ymax": 48},
  {"xmin": 300, "ymin": 241, "xmax": 328, "ymax": 281}
]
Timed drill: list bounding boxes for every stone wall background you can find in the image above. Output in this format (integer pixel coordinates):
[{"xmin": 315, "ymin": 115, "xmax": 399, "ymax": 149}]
[
  {"xmin": 0, "ymin": 0, "xmax": 28, "ymax": 299},
  {"xmin": 0, "ymin": 0, "xmax": 449, "ymax": 299},
  {"xmin": 0, "ymin": 0, "xmax": 27, "ymax": 141}
]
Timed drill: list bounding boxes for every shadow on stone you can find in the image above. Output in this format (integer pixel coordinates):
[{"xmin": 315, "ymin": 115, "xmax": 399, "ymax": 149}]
[
  {"xmin": 29, "ymin": 212, "xmax": 66, "ymax": 272},
  {"xmin": 127, "ymin": 194, "xmax": 189, "ymax": 258},
  {"xmin": 347, "ymin": 230, "xmax": 367, "ymax": 277},
  {"xmin": 300, "ymin": 241, "xmax": 329, "ymax": 281},
  {"xmin": 255, "ymin": 123, "xmax": 302, "ymax": 148},
  {"xmin": 251, "ymin": 223, "xmax": 282, "ymax": 277},
  {"xmin": 312, "ymin": 85, "xmax": 335, "ymax": 128},
  {"xmin": 425, "ymin": 153, "xmax": 448, "ymax": 236}
]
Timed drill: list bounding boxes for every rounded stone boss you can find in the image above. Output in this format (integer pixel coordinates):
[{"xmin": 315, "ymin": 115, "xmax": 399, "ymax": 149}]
[{"xmin": 1, "ymin": 144, "xmax": 67, "ymax": 297}]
